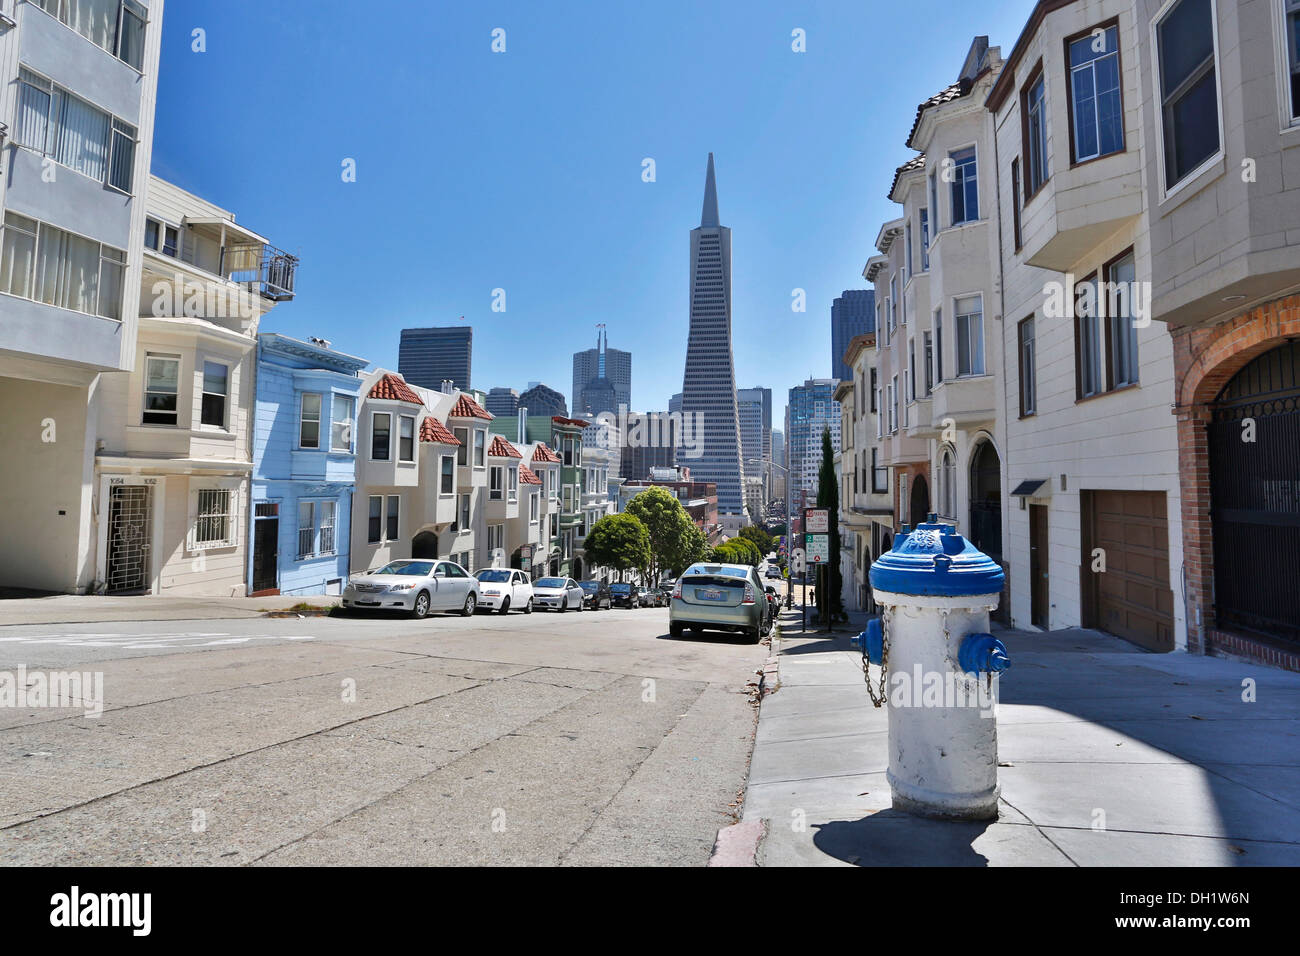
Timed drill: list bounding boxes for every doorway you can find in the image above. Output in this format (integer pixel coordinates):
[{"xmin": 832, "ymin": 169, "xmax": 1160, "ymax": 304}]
[
  {"xmin": 1029, "ymin": 503, "xmax": 1048, "ymax": 629},
  {"xmin": 252, "ymin": 512, "xmax": 279, "ymax": 594},
  {"xmin": 106, "ymin": 484, "xmax": 152, "ymax": 594}
]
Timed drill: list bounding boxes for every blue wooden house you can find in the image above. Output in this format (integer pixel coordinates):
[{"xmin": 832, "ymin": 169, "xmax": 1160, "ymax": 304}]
[{"xmin": 249, "ymin": 334, "xmax": 369, "ymax": 595}]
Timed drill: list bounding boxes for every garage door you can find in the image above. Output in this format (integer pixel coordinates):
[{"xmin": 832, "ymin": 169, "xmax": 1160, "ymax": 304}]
[{"xmin": 1083, "ymin": 491, "xmax": 1174, "ymax": 651}]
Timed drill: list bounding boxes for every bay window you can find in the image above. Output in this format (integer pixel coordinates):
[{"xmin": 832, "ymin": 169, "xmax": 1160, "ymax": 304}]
[
  {"xmin": 371, "ymin": 412, "xmax": 391, "ymax": 460},
  {"xmin": 1156, "ymin": 0, "xmax": 1221, "ymax": 190},
  {"xmin": 331, "ymin": 396, "xmax": 354, "ymax": 451},
  {"xmin": 1024, "ymin": 71, "xmax": 1049, "ymax": 194},
  {"xmin": 200, "ymin": 361, "xmax": 228, "ymax": 428},
  {"xmin": 398, "ymin": 415, "xmax": 415, "ymax": 462},
  {"xmin": 143, "ymin": 353, "xmax": 179, "ymax": 425},
  {"xmin": 949, "ymin": 146, "xmax": 978, "ymax": 224},
  {"xmin": 35, "ymin": 0, "xmax": 149, "ymax": 70},
  {"xmin": 1068, "ymin": 24, "xmax": 1124, "ymax": 162},
  {"xmin": 300, "ymin": 394, "xmax": 322, "ymax": 448}
]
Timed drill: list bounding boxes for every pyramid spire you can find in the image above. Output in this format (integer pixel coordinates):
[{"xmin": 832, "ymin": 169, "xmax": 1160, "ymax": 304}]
[{"xmin": 700, "ymin": 152, "xmax": 719, "ymax": 227}]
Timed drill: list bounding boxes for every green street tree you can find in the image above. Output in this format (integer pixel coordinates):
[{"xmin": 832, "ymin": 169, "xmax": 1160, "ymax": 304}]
[
  {"xmin": 625, "ymin": 486, "xmax": 700, "ymax": 584},
  {"xmin": 815, "ymin": 426, "xmax": 843, "ymax": 624},
  {"xmin": 738, "ymin": 525, "xmax": 774, "ymax": 557},
  {"xmin": 582, "ymin": 513, "xmax": 651, "ymax": 582},
  {"xmin": 668, "ymin": 521, "xmax": 708, "ymax": 576}
]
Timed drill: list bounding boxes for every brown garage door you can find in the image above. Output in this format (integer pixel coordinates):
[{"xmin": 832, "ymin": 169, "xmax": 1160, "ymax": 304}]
[{"xmin": 1083, "ymin": 491, "xmax": 1174, "ymax": 651}]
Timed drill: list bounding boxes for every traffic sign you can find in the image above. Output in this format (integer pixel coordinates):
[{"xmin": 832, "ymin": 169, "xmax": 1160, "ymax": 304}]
[
  {"xmin": 805, "ymin": 533, "xmax": 829, "ymax": 563},
  {"xmin": 804, "ymin": 509, "xmax": 829, "ymax": 533}
]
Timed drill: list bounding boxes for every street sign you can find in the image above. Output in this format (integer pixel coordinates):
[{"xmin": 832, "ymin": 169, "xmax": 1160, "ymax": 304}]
[
  {"xmin": 804, "ymin": 509, "xmax": 829, "ymax": 534},
  {"xmin": 805, "ymin": 533, "xmax": 829, "ymax": 563}
]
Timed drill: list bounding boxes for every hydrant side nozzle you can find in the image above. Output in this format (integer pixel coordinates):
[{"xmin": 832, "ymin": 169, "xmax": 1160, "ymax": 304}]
[
  {"xmin": 958, "ymin": 632, "xmax": 1011, "ymax": 676},
  {"xmin": 855, "ymin": 617, "xmax": 884, "ymax": 665}
]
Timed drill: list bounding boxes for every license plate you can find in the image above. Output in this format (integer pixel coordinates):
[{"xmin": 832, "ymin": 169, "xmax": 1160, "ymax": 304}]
[{"xmin": 698, "ymin": 588, "xmax": 724, "ymax": 601}]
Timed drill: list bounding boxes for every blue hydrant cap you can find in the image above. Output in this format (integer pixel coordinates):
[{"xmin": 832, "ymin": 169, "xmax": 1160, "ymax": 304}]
[{"xmin": 869, "ymin": 517, "xmax": 1005, "ymax": 597}]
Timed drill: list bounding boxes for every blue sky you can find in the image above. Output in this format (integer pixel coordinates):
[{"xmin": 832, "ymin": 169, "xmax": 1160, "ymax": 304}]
[{"xmin": 153, "ymin": 0, "xmax": 1037, "ymax": 417}]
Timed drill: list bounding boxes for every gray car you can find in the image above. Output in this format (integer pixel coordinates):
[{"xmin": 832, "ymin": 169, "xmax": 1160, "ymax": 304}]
[
  {"xmin": 341, "ymin": 559, "xmax": 478, "ymax": 618},
  {"xmin": 669, "ymin": 562, "xmax": 768, "ymax": 641}
]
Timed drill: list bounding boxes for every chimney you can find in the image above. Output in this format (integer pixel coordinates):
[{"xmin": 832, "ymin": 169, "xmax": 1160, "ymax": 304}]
[
  {"xmin": 517, "ymin": 407, "xmax": 527, "ymax": 444},
  {"xmin": 441, "ymin": 379, "xmax": 454, "ymax": 394}
]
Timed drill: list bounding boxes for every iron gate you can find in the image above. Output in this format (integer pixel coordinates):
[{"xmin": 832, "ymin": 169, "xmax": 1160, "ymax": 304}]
[
  {"xmin": 106, "ymin": 484, "xmax": 152, "ymax": 593},
  {"xmin": 1208, "ymin": 341, "xmax": 1300, "ymax": 644}
]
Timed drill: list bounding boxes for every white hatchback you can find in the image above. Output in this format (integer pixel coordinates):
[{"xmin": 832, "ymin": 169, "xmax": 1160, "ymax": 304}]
[{"xmin": 473, "ymin": 568, "xmax": 535, "ymax": 614}]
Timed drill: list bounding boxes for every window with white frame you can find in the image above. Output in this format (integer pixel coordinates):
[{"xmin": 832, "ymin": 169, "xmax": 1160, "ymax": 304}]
[
  {"xmin": 440, "ymin": 455, "xmax": 455, "ymax": 495},
  {"xmin": 398, "ymin": 415, "xmax": 415, "ymax": 462},
  {"xmin": 458, "ymin": 493, "xmax": 471, "ymax": 531},
  {"xmin": 1019, "ymin": 317, "xmax": 1038, "ymax": 417},
  {"xmin": 385, "ymin": 495, "xmax": 400, "ymax": 540},
  {"xmin": 474, "ymin": 429, "xmax": 486, "ymax": 467},
  {"xmin": 920, "ymin": 208, "xmax": 930, "ymax": 270},
  {"xmin": 0, "ymin": 211, "xmax": 126, "ymax": 318},
  {"xmin": 934, "ymin": 307, "xmax": 945, "ymax": 383},
  {"xmin": 908, "ymin": 339, "xmax": 917, "ymax": 402},
  {"xmin": 32, "ymin": 0, "xmax": 148, "ymax": 70},
  {"xmin": 300, "ymin": 394, "xmax": 322, "ymax": 448},
  {"xmin": 1156, "ymin": 0, "xmax": 1221, "ymax": 190},
  {"xmin": 923, "ymin": 332, "xmax": 934, "ymax": 396},
  {"xmin": 530, "ymin": 490, "xmax": 540, "ymax": 522},
  {"xmin": 15, "ymin": 69, "xmax": 137, "ymax": 192},
  {"xmin": 319, "ymin": 501, "xmax": 336, "ymax": 555},
  {"xmin": 194, "ymin": 488, "xmax": 234, "ymax": 549},
  {"xmin": 955, "ymin": 295, "xmax": 985, "ymax": 376},
  {"xmin": 940, "ymin": 448, "xmax": 956, "ymax": 518},
  {"xmin": 490, "ymin": 466, "xmax": 504, "ymax": 500},
  {"xmin": 144, "ymin": 218, "xmax": 179, "ymax": 258},
  {"xmin": 929, "ymin": 169, "xmax": 940, "ymax": 234},
  {"xmin": 371, "ymin": 412, "xmax": 391, "ymax": 460},
  {"xmin": 143, "ymin": 353, "xmax": 180, "ymax": 425},
  {"xmin": 889, "ymin": 275, "xmax": 898, "ymax": 330},
  {"xmin": 1075, "ymin": 274, "xmax": 1104, "ymax": 398},
  {"xmin": 298, "ymin": 501, "xmax": 315, "ymax": 558},
  {"xmin": 200, "ymin": 361, "xmax": 228, "ymax": 428},
  {"xmin": 1287, "ymin": 0, "xmax": 1300, "ymax": 121},
  {"xmin": 949, "ymin": 146, "xmax": 978, "ymax": 224},
  {"xmin": 331, "ymin": 396, "xmax": 354, "ymax": 452},
  {"xmin": 1069, "ymin": 23, "xmax": 1124, "ymax": 162},
  {"xmin": 905, "ymin": 222, "xmax": 913, "ymax": 279},
  {"xmin": 1106, "ymin": 251, "xmax": 1141, "ymax": 389},
  {"xmin": 889, "ymin": 377, "xmax": 899, "ymax": 434}
]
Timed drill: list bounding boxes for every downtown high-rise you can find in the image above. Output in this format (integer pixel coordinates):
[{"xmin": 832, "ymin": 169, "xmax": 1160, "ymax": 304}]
[
  {"xmin": 831, "ymin": 290, "xmax": 875, "ymax": 382},
  {"xmin": 398, "ymin": 326, "xmax": 472, "ymax": 391},
  {"xmin": 679, "ymin": 154, "xmax": 745, "ymax": 525},
  {"xmin": 572, "ymin": 328, "xmax": 631, "ymax": 417}
]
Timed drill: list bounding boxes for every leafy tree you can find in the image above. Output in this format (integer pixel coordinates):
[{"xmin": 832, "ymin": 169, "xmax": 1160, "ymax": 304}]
[
  {"xmin": 738, "ymin": 525, "xmax": 774, "ymax": 557},
  {"xmin": 815, "ymin": 426, "xmax": 843, "ymax": 624},
  {"xmin": 712, "ymin": 537, "xmax": 760, "ymax": 567},
  {"xmin": 667, "ymin": 521, "xmax": 708, "ymax": 576},
  {"xmin": 626, "ymin": 486, "xmax": 699, "ymax": 585},
  {"xmin": 583, "ymin": 513, "xmax": 651, "ymax": 582}
]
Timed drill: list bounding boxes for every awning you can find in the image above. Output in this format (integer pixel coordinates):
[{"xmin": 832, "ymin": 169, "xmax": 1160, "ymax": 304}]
[
  {"xmin": 1010, "ymin": 479, "xmax": 1049, "ymax": 498},
  {"xmin": 183, "ymin": 216, "xmax": 269, "ymax": 246}
]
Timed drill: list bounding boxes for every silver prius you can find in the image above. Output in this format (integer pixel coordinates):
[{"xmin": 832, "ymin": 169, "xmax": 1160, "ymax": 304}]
[
  {"xmin": 669, "ymin": 562, "xmax": 766, "ymax": 641},
  {"xmin": 341, "ymin": 559, "xmax": 479, "ymax": 619}
]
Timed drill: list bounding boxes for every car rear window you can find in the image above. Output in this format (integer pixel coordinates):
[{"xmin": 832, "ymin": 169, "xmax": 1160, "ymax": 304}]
[{"xmin": 611, "ymin": 584, "xmax": 630, "ymax": 592}]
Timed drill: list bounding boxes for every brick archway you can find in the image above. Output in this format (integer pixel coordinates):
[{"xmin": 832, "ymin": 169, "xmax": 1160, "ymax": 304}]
[{"xmin": 1172, "ymin": 294, "xmax": 1300, "ymax": 669}]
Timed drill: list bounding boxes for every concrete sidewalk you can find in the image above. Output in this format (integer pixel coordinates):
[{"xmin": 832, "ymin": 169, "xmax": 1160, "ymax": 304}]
[
  {"xmin": 0, "ymin": 592, "xmax": 338, "ymax": 626},
  {"xmin": 733, "ymin": 606, "xmax": 1300, "ymax": 866}
]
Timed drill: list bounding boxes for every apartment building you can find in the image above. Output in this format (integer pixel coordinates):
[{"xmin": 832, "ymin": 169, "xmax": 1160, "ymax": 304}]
[
  {"xmin": 92, "ymin": 177, "xmax": 297, "ymax": 596},
  {"xmin": 0, "ymin": 0, "xmax": 164, "ymax": 592},
  {"xmin": 249, "ymin": 333, "xmax": 368, "ymax": 596},
  {"xmin": 1133, "ymin": 0, "xmax": 1300, "ymax": 667},
  {"xmin": 988, "ymin": 0, "xmax": 1182, "ymax": 649},
  {"xmin": 836, "ymin": 332, "xmax": 892, "ymax": 612}
]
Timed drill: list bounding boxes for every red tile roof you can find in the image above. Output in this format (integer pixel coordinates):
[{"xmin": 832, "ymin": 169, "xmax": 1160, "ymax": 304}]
[
  {"xmin": 519, "ymin": 464, "xmax": 542, "ymax": 485},
  {"xmin": 419, "ymin": 415, "xmax": 460, "ymax": 445},
  {"xmin": 368, "ymin": 373, "xmax": 422, "ymax": 404},
  {"xmin": 551, "ymin": 415, "xmax": 590, "ymax": 427},
  {"xmin": 531, "ymin": 443, "xmax": 561, "ymax": 464},
  {"xmin": 449, "ymin": 393, "xmax": 493, "ymax": 420},
  {"xmin": 488, "ymin": 434, "xmax": 522, "ymax": 459}
]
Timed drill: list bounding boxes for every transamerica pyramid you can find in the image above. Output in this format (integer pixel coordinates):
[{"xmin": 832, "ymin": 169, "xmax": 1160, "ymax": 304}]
[{"xmin": 680, "ymin": 153, "xmax": 746, "ymax": 525}]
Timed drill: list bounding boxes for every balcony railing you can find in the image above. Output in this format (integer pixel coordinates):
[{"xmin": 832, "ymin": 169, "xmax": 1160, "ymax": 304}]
[{"xmin": 221, "ymin": 243, "xmax": 299, "ymax": 302}]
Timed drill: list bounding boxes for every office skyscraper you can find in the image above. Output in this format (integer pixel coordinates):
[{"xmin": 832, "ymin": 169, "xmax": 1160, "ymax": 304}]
[
  {"xmin": 785, "ymin": 379, "xmax": 840, "ymax": 530},
  {"xmin": 573, "ymin": 328, "xmax": 631, "ymax": 417},
  {"xmin": 518, "ymin": 383, "xmax": 567, "ymax": 418},
  {"xmin": 398, "ymin": 326, "xmax": 472, "ymax": 391},
  {"xmin": 831, "ymin": 290, "xmax": 875, "ymax": 382},
  {"xmin": 484, "ymin": 387, "xmax": 520, "ymax": 418},
  {"xmin": 737, "ymin": 386, "xmax": 772, "ymax": 497},
  {"xmin": 680, "ymin": 153, "xmax": 745, "ymax": 521}
]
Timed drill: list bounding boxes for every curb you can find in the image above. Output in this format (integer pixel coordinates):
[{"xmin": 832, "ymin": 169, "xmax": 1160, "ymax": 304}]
[{"xmin": 706, "ymin": 818, "xmax": 767, "ymax": 867}]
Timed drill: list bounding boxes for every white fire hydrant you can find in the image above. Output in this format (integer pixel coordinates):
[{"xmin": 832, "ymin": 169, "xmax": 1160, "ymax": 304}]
[{"xmin": 856, "ymin": 516, "xmax": 1009, "ymax": 821}]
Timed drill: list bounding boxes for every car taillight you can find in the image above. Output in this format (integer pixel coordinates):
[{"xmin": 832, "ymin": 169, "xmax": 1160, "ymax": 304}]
[
  {"xmin": 743, "ymin": 584, "xmax": 755, "ymax": 604},
  {"xmin": 672, "ymin": 580, "xmax": 683, "ymax": 599}
]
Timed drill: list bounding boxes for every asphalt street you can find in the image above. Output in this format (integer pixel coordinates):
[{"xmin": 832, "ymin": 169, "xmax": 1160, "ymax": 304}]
[{"xmin": 0, "ymin": 604, "xmax": 769, "ymax": 865}]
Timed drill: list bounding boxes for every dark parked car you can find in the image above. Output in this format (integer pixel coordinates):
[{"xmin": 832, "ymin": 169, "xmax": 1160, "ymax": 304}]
[
  {"xmin": 609, "ymin": 582, "xmax": 641, "ymax": 608},
  {"xmin": 579, "ymin": 580, "xmax": 612, "ymax": 610}
]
